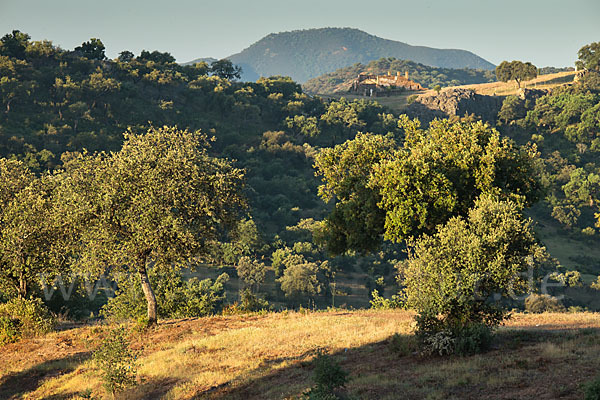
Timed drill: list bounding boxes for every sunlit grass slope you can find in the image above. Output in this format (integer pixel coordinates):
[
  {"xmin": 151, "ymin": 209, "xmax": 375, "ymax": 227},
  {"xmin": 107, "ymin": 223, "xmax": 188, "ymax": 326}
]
[{"xmin": 1, "ymin": 310, "xmax": 599, "ymax": 399}]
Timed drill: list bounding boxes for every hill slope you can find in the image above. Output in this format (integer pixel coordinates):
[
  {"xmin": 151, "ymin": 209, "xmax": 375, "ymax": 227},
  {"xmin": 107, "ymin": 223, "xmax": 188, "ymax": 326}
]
[
  {"xmin": 303, "ymin": 57, "xmax": 496, "ymax": 94},
  {"xmin": 2, "ymin": 310, "xmax": 600, "ymax": 399},
  {"xmin": 219, "ymin": 28, "xmax": 495, "ymax": 83}
]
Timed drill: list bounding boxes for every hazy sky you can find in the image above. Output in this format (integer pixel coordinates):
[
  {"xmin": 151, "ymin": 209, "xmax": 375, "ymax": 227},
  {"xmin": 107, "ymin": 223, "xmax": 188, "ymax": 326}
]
[{"xmin": 1, "ymin": 0, "xmax": 598, "ymax": 67}]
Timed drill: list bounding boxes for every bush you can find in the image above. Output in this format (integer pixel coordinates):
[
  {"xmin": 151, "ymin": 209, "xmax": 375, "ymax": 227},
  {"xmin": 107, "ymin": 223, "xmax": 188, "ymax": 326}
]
[
  {"xmin": 584, "ymin": 376, "xmax": 600, "ymax": 400},
  {"xmin": 304, "ymin": 352, "xmax": 349, "ymax": 399},
  {"xmin": 421, "ymin": 330, "xmax": 456, "ymax": 356},
  {"xmin": 388, "ymin": 333, "xmax": 417, "ymax": 356},
  {"xmin": 525, "ymin": 294, "xmax": 566, "ymax": 313},
  {"xmin": 369, "ymin": 289, "xmax": 402, "ymax": 310},
  {"xmin": 0, "ymin": 316, "xmax": 20, "ymax": 345},
  {"xmin": 406, "ymin": 94, "xmax": 418, "ymax": 104},
  {"xmin": 94, "ymin": 327, "xmax": 138, "ymax": 397},
  {"xmin": 416, "ymin": 314, "xmax": 493, "ymax": 356},
  {"xmin": 453, "ymin": 323, "xmax": 493, "ymax": 356},
  {"xmin": 0, "ymin": 297, "xmax": 55, "ymax": 344},
  {"xmin": 400, "ymin": 197, "xmax": 544, "ymax": 354},
  {"xmin": 101, "ymin": 268, "xmax": 229, "ymax": 321},
  {"xmin": 239, "ymin": 288, "xmax": 270, "ymax": 312}
]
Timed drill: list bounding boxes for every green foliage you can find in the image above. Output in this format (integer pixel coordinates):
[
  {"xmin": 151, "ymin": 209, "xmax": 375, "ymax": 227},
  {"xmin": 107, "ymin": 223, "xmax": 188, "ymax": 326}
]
[
  {"xmin": 0, "ymin": 297, "xmax": 55, "ymax": 344},
  {"xmin": 406, "ymin": 94, "xmax": 418, "ymax": 104},
  {"xmin": 238, "ymin": 288, "xmax": 270, "ymax": 312},
  {"xmin": 210, "ymin": 59, "xmax": 242, "ymax": 80},
  {"xmin": 576, "ymin": 42, "xmax": 600, "ymax": 71},
  {"xmin": 314, "ymin": 132, "xmax": 396, "ymax": 254},
  {"xmin": 0, "ymin": 315, "xmax": 20, "ymax": 345},
  {"xmin": 498, "ymin": 95, "xmax": 527, "ymax": 123},
  {"xmin": 304, "ymin": 352, "xmax": 349, "ymax": 400},
  {"xmin": 101, "ymin": 268, "xmax": 229, "ymax": 321},
  {"xmin": 221, "ymin": 219, "xmax": 262, "ymax": 265},
  {"xmin": 369, "ymin": 289, "xmax": 402, "ymax": 310},
  {"xmin": 0, "ymin": 159, "xmax": 72, "ymax": 298},
  {"xmin": 236, "ymin": 256, "xmax": 266, "ymax": 291},
  {"xmin": 0, "ymin": 30, "xmax": 31, "ymax": 59},
  {"xmin": 402, "ymin": 196, "xmax": 545, "ymax": 339},
  {"xmin": 56, "ymin": 126, "xmax": 245, "ymax": 323},
  {"xmin": 524, "ymin": 294, "xmax": 566, "ymax": 313},
  {"xmin": 75, "ymin": 38, "xmax": 105, "ymax": 60},
  {"xmin": 584, "ymin": 376, "xmax": 600, "ymax": 400},
  {"xmin": 495, "ymin": 60, "xmax": 537, "ymax": 88},
  {"xmin": 453, "ymin": 323, "xmax": 493, "ymax": 356},
  {"xmin": 93, "ymin": 327, "xmax": 137, "ymax": 397},
  {"xmin": 373, "ymin": 118, "xmax": 541, "ymax": 243},
  {"xmin": 277, "ymin": 260, "xmax": 323, "ymax": 298},
  {"xmin": 388, "ymin": 333, "xmax": 417, "ymax": 356},
  {"xmin": 303, "ymin": 56, "xmax": 495, "ymax": 94}
]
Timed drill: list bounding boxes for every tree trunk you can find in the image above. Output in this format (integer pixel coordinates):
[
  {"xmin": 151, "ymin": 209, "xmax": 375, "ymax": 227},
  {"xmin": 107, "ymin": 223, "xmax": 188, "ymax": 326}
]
[
  {"xmin": 138, "ymin": 257, "xmax": 157, "ymax": 325},
  {"xmin": 18, "ymin": 272, "xmax": 26, "ymax": 299}
]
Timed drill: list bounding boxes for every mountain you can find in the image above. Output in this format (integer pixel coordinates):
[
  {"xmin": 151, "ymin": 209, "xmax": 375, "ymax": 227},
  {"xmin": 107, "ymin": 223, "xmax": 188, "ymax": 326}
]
[
  {"xmin": 222, "ymin": 28, "xmax": 495, "ymax": 83},
  {"xmin": 303, "ymin": 58, "xmax": 496, "ymax": 94}
]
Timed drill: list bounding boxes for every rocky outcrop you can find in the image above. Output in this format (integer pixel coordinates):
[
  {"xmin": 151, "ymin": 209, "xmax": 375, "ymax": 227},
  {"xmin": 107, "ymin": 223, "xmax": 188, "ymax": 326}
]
[{"xmin": 406, "ymin": 88, "xmax": 503, "ymax": 123}]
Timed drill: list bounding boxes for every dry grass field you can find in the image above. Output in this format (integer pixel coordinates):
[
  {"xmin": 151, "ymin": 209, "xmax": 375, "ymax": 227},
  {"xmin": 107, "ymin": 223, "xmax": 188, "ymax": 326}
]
[{"xmin": 1, "ymin": 310, "xmax": 599, "ymax": 399}]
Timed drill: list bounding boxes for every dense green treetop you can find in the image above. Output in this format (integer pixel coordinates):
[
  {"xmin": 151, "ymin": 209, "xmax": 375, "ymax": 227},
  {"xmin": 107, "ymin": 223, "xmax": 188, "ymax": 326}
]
[
  {"xmin": 401, "ymin": 195, "xmax": 546, "ymax": 331},
  {"xmin": 315, "ymin": 117, "xmax": 542, "ymax": 255},
  {"xmin": 55, "ymin": 126, "xmax": 246, "ymax": 323},
  {"xmin": 576, "ymin": 42, "xmax": 600, "ymax": 71},
  {"xmin": 495, "ymin": 60, "xmax": 538, "ymax": 88}
]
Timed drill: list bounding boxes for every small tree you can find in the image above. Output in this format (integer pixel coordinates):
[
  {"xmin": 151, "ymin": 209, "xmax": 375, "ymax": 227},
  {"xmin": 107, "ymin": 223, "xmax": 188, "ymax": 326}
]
[
  {"xmin": 58, "ymin": 127, "xmax": 246, "ymax": 325},
  {"xmin": 576, "ymin": 42, "xmax": 600, "ymax": 71},
  {"xmin": 210, "ymin": 59, "xmax": 242, "ymax": 80},
  {"xmin": 495, "ymin": 60, "xmax": 538, "ymax": 88},
  {"xmin": 236, "ymin": 256, "xmax": 266, "ymax": 292},
  {"xmin": 401, "ymin": 196, "xmax": 546, "ymax": 336},
  {"xmin": 74, "ymin": 38, "xmax": 106, "ymax": 60},
  {"xmin": 94, "ymin": 327, "xmax": 137, "ymax": 398},
  {"xmin": 0, "ymin": 159, "xmax": 68, "ymax": 298},
  {"xmin": 433, "ymin": 84, "xmax": 442, "ymax": 94}
]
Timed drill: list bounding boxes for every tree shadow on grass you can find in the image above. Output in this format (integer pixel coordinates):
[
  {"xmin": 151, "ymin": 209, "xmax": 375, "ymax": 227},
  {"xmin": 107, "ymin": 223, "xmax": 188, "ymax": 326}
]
[
  {"xmin": 188, "ymin": 326, "xmax": 600, "ymax": 400},
  {"xmin": 190, "ymin": 335, "xmax": 418, "ymax": 400},
  {"xmin": 0, "ymin": 351, "xmax": 91, "ymax": 400}
]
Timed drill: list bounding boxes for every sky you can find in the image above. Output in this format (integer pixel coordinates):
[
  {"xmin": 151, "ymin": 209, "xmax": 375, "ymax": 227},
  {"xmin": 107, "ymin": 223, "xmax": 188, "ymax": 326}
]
[{"xmin": 1, "ymin": 0, "xmax": 598, "ymax": 68}]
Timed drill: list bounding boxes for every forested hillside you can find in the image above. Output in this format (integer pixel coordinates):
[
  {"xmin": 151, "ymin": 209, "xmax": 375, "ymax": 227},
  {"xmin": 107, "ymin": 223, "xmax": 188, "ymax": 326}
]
[
  {"xmin": 303, "ymin": 57, "xmax": 496, "ymax": 94},
  {"xmin": 1, "ymin": 30, "xmax": 600, "ymax": 321},
  {"xmin": 209, "ymin": 28, "xmax": 495, "ymax": 82}
]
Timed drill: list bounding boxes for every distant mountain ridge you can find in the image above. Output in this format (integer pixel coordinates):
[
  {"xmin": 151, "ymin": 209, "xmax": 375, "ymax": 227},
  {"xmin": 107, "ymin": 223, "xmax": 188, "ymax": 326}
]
[{"xmin": 186, "ymin": 28, "xmax": 495, "ymax": 83}]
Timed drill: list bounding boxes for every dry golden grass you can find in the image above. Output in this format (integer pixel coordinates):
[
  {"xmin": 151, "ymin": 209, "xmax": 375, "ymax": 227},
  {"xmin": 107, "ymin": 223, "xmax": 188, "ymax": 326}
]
[
  {"xmin": 1, "ymin": 310, "xmax": 599, "ymax": 399},
  {"xmin": 430, "ymin": 70, "xmax": 577, "ymax": 97},
  {"xmin": 322, "ymin": 71, "xmax": 577, "ymax": 114}
]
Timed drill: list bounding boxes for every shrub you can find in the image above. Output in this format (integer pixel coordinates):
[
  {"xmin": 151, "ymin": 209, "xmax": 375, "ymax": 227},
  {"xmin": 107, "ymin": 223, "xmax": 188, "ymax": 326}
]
[
  {"xmin": 0, "ymin": 297, "xmax": 55, "ymax": 344},
  {"xmin": 236, "ymin": 256, "xmax": 266, "ymax": 291},
  {"xmin": 453, "ymin": 323, "xmax": 493, "ymax": 356},
  {"xmin": 400, "ymin": 197, "xmax": 544, "ymax": 354},
  {"xmin": 304, "ymin": 352, "xmax": 349, "ymax": 399},
  {"xmin": 406, "ymin": 94, "xmax": 418, "ymax": 104},
  {"xmin": 94, "ymin": 327, "xmax": 138, "ymax": 397},
  {"xmin": 584, "ymin": 375, "xmax": 600, "ymax": 400},
  {"xmin": 388, "ymin": 333, "xmax": 417, "ymax": 356},
  {"xmin": 239, "ymin": 288, "xmax": 270, "ymax": 312},
  {"xmin": 422, "ymin": 330, "xmax": 455, "ymax": 356},
  {"xmin": 101, "ymin": 268, "xmax": 229, "ymax": 321},
  {"xmin": 0, "ymin": 316, "xmax": 20, "ymax": 345},
  {"xmin": 369, "ymin": 289, "xmax": 402, "ymax": 310},
  {"xmin": 524, "ymin": 294, "xmax": 566, "ymax": 313}
]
